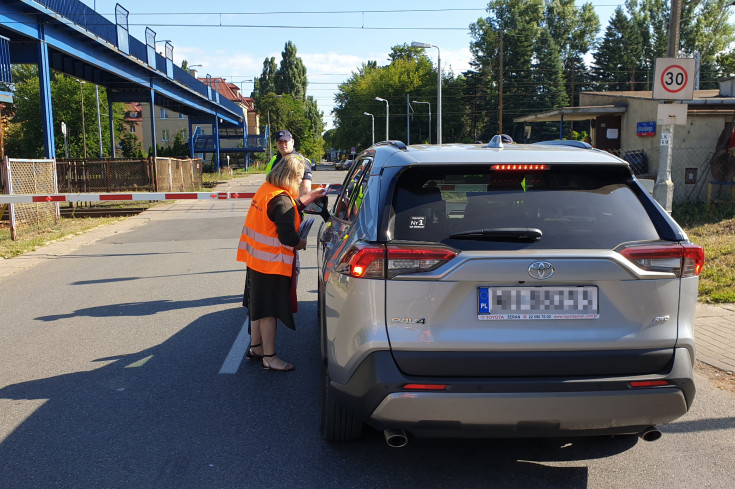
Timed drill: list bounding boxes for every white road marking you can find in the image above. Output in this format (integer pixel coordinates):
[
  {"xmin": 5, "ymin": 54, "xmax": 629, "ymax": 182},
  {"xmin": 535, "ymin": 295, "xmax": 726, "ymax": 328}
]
[{"xmin": 219, "ymin": 315, "xmax": 250, "ymax": 374}]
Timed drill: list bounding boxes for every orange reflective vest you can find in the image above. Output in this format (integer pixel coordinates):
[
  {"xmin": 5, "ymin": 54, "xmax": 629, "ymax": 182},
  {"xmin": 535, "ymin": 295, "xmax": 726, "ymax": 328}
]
[{"xmin": 236, "ymin": 182, "xmax": 302, "ymax": 277}]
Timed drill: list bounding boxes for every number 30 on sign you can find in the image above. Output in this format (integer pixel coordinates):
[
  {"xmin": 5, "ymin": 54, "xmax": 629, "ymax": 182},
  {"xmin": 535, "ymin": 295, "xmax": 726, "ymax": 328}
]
[{"xmin": 653, "ymin": 58, "xmax": 695, "ymax": 100}]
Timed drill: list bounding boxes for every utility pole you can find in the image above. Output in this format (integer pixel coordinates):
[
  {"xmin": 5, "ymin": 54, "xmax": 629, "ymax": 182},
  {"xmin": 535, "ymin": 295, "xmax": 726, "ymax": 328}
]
[
  {"xmin": 498, "ymin": 30, "xmax": 503, "ymax": 135},
  {"xmin": 667, "ymin": 0, "xmax": 681, "ymax": 58},
  {"xmin": 653, "ymin": 0, "xmax": 682, "ymax": 213}
]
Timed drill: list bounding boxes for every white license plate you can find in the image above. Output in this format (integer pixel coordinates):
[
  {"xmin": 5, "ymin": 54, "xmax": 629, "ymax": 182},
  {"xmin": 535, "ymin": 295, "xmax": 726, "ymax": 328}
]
[{"xmin": 478, "ymin": 286, "xmax": 599, "ymax": 320}]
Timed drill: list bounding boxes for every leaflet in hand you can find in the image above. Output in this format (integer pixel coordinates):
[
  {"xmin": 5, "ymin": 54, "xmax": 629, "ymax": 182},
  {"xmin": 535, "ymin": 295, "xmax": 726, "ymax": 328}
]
[{"xmin": 299, "ymin": 218, "xmax": 315, "ymax": 238}]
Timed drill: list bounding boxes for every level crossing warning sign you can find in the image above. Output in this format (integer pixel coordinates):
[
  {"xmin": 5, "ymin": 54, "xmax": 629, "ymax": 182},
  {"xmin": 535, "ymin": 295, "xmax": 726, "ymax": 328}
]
[{"xmin": 652, "ymin": 58, "xmax": 695, "ymax": 100}]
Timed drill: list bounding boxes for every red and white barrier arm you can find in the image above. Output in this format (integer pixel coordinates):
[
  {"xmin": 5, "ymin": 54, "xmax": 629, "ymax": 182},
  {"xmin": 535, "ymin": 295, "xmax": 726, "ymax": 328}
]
[
  {"xmin": 0, "ymin": 184, "xmax": 340, "ymax": 204},
  {"xmin": 0, "ymin": 192, "xmax": 255, "ymax": 204}
]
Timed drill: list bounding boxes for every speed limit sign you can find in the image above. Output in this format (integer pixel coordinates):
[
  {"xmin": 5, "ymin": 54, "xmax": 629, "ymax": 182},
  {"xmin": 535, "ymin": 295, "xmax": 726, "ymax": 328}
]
[{"xmin": 653, "ymin": 58, "xmax": 695, "ymax": 100}]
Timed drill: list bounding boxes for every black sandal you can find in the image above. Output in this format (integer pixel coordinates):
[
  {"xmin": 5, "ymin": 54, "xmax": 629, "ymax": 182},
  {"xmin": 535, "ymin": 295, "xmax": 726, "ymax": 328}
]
[
  {"xmin": 245, "ymin": 343, "xmax": 263, "ymax": 360},
  {"xmin": 262, "ymin": 353, "xmax": 294, "ymax": 371}
]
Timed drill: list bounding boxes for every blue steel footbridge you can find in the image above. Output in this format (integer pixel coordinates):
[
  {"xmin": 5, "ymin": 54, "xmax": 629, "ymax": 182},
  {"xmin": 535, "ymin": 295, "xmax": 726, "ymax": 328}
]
[{"xmin": 0, "ymin": 0, "xmax": 265, "ymax": 166}]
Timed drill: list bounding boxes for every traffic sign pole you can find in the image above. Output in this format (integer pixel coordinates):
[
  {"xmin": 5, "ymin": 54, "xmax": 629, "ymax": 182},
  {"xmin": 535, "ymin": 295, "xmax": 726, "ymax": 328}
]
[{"xmin": 651, "ymin": 57, "xmax": 695, "ymax": 213}]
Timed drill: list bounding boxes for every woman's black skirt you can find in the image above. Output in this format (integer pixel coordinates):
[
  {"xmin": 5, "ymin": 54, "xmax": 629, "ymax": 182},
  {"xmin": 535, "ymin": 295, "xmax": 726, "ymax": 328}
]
[{"xmin": 243, "ymin": 268, "xmax": 295, "ymax": 330}]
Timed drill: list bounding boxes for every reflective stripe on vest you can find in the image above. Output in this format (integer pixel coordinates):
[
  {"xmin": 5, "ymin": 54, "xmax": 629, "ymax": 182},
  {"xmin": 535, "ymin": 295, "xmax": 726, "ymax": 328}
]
[
  {"xmin": 236, "ymin": 182, "xmax": 301, "ymax": 277},
  {"xmin": 265, "ymin": 155, "xmax": 277, "ymax": 175}
]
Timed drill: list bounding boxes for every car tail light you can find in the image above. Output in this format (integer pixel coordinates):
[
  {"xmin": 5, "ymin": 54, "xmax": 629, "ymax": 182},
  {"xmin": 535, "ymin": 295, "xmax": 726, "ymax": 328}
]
[
  {"xmin": 386, "ymin": 245, "xmax": 458, "ymax": 279},
  {"xmin": 336, "ymin": 243, "xmax": 385, "ymax": 279},
  {"xmin": 491, "ymin": 164, "xmax": 549, "ymax": 171},
  {"xmin": 336, "ymin": 243, "xmax": 458, "ymax": 279},
  {"xmin": 629, "ymin": 380, "xmax": 670, "ymax": 388},
  {"xmin": 403, "ymin": 384, "xmax": 447, "ymax": 391},
  {"xmin": 619, "ymin": 243, "xmax": 704, "ymax": 277}
]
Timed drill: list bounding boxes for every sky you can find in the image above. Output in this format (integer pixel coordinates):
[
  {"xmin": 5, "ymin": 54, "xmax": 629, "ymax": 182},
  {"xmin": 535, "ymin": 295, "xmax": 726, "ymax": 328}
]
[{"xmin": 81, "ymin": 1, "xmax": 631, "ymax": 130}]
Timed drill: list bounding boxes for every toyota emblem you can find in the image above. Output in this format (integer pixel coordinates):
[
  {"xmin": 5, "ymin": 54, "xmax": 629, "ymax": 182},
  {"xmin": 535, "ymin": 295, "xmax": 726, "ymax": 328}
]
[{"xmin": 528, "ymin": 261, "xmax": 554, "ymax": 280}]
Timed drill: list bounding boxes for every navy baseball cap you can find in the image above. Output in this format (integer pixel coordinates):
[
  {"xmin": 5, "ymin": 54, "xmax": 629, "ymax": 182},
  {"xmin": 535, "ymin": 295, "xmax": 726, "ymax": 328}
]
[{"xmin": 275, "ymin": 130, "xmax": 293, "ymax": 142}]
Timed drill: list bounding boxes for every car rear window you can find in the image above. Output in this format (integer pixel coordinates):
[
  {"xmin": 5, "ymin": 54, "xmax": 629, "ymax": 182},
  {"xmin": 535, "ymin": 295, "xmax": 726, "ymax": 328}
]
[{"xmin": 391, "ymin": 164, "xmax": 660, "ymax": 250}]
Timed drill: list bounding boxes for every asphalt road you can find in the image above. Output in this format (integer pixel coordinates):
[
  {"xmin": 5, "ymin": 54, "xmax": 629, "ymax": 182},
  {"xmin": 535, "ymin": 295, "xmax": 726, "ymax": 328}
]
[{"xmin": 0, "ymin": 168, "xmax": 734, "ymax": 488}]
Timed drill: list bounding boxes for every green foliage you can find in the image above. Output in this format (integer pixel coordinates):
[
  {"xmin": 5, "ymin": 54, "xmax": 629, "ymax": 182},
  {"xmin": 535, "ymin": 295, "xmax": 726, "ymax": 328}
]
[
  {"xmin": 274, "ymin": 41, "xmax": 308, "ymax": 102},
  {"xmin": 252, "ymin": 42, "xmax": 325, "ymax": 160},
  {"xmin": 120, "ymin": 132, "xmax": 143, "ymax": 158},
  {"xmin": 6, "ymin": 67, "xmax": 126, "ymax": 159}
]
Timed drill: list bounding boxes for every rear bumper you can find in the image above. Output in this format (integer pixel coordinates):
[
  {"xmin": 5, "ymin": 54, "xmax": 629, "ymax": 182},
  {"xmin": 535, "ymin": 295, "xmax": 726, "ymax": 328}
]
[{"xmin": 330, "ymin": 347, "xmax": 695, "ymax": 437}]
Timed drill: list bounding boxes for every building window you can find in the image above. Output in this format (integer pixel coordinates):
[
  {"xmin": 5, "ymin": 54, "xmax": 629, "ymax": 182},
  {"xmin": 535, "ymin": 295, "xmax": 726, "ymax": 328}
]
[
  {"xmin": 178, "ymin": 112, "xmax": 186, "ymax": 119},
  {"xmin": 162, "ymin": 129, "xmax": 169, "ymax": 142},
  {"xmin": 160, "ymin": 108, "xmax": 168, "ymax": 119},
  {"xmin": 129, "ymin": 125, "xmax": 136, "ymax": 133}
]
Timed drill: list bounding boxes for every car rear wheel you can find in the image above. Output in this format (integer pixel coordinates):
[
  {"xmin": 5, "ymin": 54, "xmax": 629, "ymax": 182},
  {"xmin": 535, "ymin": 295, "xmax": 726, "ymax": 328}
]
[{"xmin": 320, "ymin": 362, "xmax": 363, "ymax": 441}]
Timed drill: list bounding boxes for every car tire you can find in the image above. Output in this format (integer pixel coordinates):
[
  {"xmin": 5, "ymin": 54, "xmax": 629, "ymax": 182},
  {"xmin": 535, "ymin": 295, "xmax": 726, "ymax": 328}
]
[{"xmin": 320, "ymin": 362, "xmax": 363, "ymax": 441}]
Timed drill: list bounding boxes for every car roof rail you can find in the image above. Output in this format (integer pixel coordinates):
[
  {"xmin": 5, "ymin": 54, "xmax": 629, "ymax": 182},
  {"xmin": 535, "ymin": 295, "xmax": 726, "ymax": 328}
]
[
  {"xmin": 532, "ymin": 139, "xmax": 592, "ymax": 149},
  {"xmin": 374, "ymin": 140, "xmax": 407, "ymax": 150}
]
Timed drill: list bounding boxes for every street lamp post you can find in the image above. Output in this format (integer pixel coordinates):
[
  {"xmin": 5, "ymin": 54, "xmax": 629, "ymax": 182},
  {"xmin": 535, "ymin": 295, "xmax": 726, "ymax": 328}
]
[
  {"xmin": 411, "ymin": 100, "xmax": 431, "ymax": 144},
  {"xmin": 363, "ymin": 112, "xmax": 375, "ymax": 145},
  {"xmin": 411, "ymin": 42, "xmax": 441, "ymax": 145},
  {"xmin": 375, "ymin": 96, "xmax": 389, "ymax": 141},
  {"xmin": 78, "ymin": 80, "xmax": 87, "ymax": 160}
]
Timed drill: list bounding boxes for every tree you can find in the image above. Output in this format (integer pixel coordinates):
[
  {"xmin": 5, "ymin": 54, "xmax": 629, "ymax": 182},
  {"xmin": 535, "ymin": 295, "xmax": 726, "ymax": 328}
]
[
  {"xmin": 532, "ymin": 30, "xmax": 570, "ymax": 140},
  {"xmin": 469, "ymin": 0, "xmax": 544, "ymax": 138},
  {"xmin": 331, "ymin": 50, "xmax": 435, "ymax": 150},
  {"xmin": 274, "ymin": 41, "xmax": 308, "ymax": 102},
  {"xmin": 5, "ymin": 66, "xmax": 125, "ymax": 159},
  {"xmin": 120, "ymin": 131, "xmax": 143, "ymax": 157},
  {"xmin": 592, "ymin": 7, "xmax": 636, "ymax": 91},
  {"xmin": 251, "ymin": 57, "xmax": 278, "ymax": 106},
  {"xmin": 680, "ymin": 0, "xmax": 735, "ymax": 88},
  {"xmin": 543, "ymin": 0, "xmax": 599, "ymax": 105}
]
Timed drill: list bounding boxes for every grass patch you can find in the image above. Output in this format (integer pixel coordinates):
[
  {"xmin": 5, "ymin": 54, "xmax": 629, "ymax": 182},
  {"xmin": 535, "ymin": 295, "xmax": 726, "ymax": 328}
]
[
  {"xmin": 0, "ymin": 216, "xmax": 124, "ymax": 259},
  {"xmin": 673, "ymin": 202, "xmax": 735, "ymax": 304}
]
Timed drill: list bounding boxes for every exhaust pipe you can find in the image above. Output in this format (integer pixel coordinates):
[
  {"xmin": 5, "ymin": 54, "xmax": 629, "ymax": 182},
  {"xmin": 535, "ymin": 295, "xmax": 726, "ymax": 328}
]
[
  {"xmin": 639, "ymin": 426, "xmax": 662, "ymax": 442},
  {"xmin": 384, "ymin": 429, "xmax": 408, "ymax": 448}
]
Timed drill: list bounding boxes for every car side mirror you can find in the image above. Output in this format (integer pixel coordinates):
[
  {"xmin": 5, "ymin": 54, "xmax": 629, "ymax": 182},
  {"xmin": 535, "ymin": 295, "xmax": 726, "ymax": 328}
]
[{"xmin": 304, "ymin": 195, "xmax": 330, "ymax": 222}]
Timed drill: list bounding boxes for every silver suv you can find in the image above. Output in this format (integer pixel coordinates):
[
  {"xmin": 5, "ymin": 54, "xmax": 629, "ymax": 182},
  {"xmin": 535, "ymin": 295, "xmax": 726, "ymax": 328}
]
[{"xmin": 308, "ymin": 139, "xmax": 704, "ymax": 446}]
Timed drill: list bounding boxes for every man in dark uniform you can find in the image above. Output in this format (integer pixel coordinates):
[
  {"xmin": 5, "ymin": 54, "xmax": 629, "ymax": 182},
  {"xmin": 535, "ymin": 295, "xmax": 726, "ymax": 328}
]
[{"xmin": 266, "ymin": 130, "xmax": 312, "ymax": 196}]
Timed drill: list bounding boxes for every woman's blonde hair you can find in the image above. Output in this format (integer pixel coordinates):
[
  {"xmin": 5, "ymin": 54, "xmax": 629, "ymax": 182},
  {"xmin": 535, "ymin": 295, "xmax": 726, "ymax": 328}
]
[{"xmin": 267, "ymin": 153, "xmax": 305, "ymax": 197}]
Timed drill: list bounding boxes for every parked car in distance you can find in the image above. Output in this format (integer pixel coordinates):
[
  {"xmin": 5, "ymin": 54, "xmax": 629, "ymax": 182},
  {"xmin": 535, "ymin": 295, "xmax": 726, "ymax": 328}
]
[
  {"xmin": 307, "ymin": 138, "xmax": 704, "ymax": 447},
  {"xmin": 335, "ymin": 159, "xmax": 352, "ymax": 171}
]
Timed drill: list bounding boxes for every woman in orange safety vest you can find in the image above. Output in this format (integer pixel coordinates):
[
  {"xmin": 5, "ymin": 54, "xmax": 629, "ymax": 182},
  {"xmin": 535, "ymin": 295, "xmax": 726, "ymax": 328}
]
[{"xmin": 237, "ymin": 153, "xmax": 325, "ymax": 371}]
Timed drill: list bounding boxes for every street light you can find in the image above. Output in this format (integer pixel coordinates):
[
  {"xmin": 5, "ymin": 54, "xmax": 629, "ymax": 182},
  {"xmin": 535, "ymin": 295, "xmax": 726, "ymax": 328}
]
[
  {"xmin": 363, "ymin": 112, "xmax": 375, "ymax": 145},
  {"xmin": 411, "ymin": 41, "xmax": 441, "ymax": 145},
  {"xmin": 411, "ymin": 100, "xmax": 431, "ymax": 144},
  {"xmin": 375, "ymin": 97, "xmax": 389, "ymax": 141}
]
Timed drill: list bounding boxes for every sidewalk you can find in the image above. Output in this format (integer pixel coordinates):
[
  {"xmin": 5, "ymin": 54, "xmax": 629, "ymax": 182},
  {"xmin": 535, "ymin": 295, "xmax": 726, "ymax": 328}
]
[{"xmin": 695, "ymin": 303, "xmax": 735, "ymax": 373}]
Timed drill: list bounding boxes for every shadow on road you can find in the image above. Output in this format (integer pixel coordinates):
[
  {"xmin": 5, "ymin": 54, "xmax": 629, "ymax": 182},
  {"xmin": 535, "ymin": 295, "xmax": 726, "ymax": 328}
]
[{"xmin": 1, "ymin": 297, "xmax": 638, "ymax": 488}]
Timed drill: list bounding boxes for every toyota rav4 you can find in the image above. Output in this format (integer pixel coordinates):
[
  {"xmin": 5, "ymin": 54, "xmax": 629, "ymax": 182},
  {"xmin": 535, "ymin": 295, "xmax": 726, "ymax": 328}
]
[{"xmin": 308, "ymin": 138, "xmax": 704, "ymax": 446}]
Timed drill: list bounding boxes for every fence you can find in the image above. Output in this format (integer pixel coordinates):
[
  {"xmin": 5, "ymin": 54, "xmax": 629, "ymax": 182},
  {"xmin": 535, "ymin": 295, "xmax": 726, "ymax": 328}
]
[
  {"xmin": 1, "ymin": 157, "xmax": 59, "ymax": 240},
  {"xmin": 604, "ymin": 146, "xmax": 725, "ymax": 203},
  {"xmin": 56, "ymin": 158, "xmax": 155, "ymax": 193},
  {"xmin": 2, "ymin": 157, "xmax": 202, "ymax": 240},
  {"xmin": 56, "ymin": 157, "xmax": 203, "ymax": 193},
  {"xmin": 154, "ymin": 158, "xmax": 203, "ymax": 192}
]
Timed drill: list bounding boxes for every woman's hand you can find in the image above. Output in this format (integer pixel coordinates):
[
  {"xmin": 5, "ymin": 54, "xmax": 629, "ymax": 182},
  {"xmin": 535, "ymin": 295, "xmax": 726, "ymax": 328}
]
[
  {"xmin": 295, "ymin": 238, "xmax": 307, "ymax": 250},
  {"xmin": 299, "ymin": 187, "xmax": 328, "ymax": 207}
]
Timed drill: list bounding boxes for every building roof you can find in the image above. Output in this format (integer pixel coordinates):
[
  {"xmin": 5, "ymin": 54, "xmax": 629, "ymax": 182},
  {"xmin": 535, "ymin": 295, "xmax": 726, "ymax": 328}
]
[
  {"xmin": 198, "ymin": 77, "xmax": 256, "ymax": 112},
  {"xmin": 514, "ymin": 89, "xmax": 735, "ymax": 123}
]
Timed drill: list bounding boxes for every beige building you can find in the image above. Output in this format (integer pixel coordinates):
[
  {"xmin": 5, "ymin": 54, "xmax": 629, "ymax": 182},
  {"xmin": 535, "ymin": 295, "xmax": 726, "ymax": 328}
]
[{"xmin": 515, "ymin": 79, "xmax": 735, "ymax": 203}]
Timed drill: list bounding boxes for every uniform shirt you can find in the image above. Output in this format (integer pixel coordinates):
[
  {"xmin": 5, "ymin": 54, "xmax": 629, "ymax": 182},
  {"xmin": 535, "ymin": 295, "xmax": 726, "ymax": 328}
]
[{"xmin": 268, "ymin": 152, "xmax": 313, "ymax": 181}]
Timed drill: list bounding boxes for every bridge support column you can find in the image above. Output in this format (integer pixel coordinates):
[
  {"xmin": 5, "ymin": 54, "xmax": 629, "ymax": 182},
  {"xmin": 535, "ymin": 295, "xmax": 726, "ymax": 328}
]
[
  {"xmin": 108, "ymin": 95, "xmax": 115, "ymax": 158},
  {"xmin": 149, "ymin": 82, "xmax": 157, "ymax": 158},
  {"xmin": 37, "ymin": 24, "xmax": 55, "ymax": 158},
  {"xmin": 214, "ymin": 112, "xmax": 220, "ymax": 171}
]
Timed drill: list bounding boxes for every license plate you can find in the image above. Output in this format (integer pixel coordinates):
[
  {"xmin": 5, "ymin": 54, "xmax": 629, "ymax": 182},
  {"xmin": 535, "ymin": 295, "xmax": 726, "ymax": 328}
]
[{"xmin": 478, "ymin": 286, "xmax": 599, "ymax": 320}]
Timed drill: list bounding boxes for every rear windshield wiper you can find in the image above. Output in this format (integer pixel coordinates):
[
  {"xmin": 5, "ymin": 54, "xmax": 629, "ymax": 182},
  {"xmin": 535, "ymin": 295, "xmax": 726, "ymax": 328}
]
[{"xmin": 449, "ymin": 228, "xmax": 543, "ymax": 241}]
